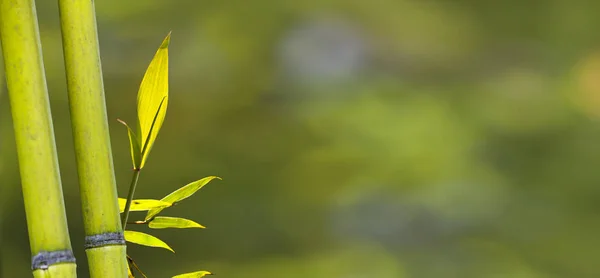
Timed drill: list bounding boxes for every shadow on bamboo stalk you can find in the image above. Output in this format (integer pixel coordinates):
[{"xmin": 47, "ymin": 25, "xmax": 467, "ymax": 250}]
[
  {"xmin": 0, "ymin": 0, "xmax": 77, "ymax": 277},
  {"xmin": 57, "ymin": 0, "xmax": 128, "ymax": 277}
]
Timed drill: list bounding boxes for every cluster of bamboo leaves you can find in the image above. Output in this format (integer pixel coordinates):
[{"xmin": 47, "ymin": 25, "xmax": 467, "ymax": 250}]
[{"xmin": 117, "ymin": 33, "xmax": 219, "ymax": 278}]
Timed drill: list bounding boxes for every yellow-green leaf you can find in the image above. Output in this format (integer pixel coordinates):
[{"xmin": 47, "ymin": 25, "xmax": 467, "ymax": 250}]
[
  {"xmin": 117, "ymin": 119, "xmax": 142, "ymax": 169},
  {"xmin": 145, "ymin": 176, "xmax": 221, "ymax": 221},
  {"xmin": 172, "ymin": 271, "xmax": 212, "ymax": 278},
  {"xmin": 118, "ymin": 198, "xmax": 172, "ymax": 212},
  {"xmin": 124, "ymin": 230, "xmax": 174, "ymax": 253},
  {"xmin": 137, "ymin": 32, "xmax": 170, "ymax": 169},
  {"xmin": 149, "ymin": 216, "xmax": 205, "ymax": 229}
]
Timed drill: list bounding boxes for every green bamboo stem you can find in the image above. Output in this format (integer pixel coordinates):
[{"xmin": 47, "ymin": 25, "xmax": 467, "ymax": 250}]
[
  {"xmin": 57, "ymin": 0, "xmax": 127, "ymax": 277},
  {"xmin": 0, "ymin": 0, "xmax": 76, "ymax": 276}
]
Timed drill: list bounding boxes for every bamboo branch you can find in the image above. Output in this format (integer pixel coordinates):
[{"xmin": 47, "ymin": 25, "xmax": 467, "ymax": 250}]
[{"xmin": 121, "ymin": 169, "xmax": 141, "ymax": 230}]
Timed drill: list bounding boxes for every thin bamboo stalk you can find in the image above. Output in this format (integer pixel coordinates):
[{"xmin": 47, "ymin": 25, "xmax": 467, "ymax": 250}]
[
  {"xmin": 0, "ymin": 0, "xmax": 77, "ymax": 276},
  {"xmin": 57, "ymin": 0, "xmax": 127, "ymax": 277}
]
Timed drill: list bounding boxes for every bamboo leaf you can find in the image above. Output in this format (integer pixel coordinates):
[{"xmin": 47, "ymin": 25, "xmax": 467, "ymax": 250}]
[
  {"xmin": 148, "ymin": 216, "xmax": 205, "ymax": 229},
  {"xmin": 124, "ymin": 230, "xmax": 174, "ymax": 253},
  {"xmin": 145, "ymin": 176, "xmax": 221, "ymax": 221},
  {"xmin": 140, "ymin": 97, "xmax": 166, "ymax": 158},
  {"xmin": 137, "ymin": 32, "xmax": 171, "ymax": 169},
  {"xmin": 118, "ymin": 198, "xmax": 172, "ymax": 212},
  {"xmin": 117, "ymin": 119, "xmax": 142, "ymax": 169},
  {"xmin": 172, "ymin": 271, "xmax": 212, "ymax": 277}
]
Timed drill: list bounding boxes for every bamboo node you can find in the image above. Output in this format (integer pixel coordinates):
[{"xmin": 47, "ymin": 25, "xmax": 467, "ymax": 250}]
[
  {"xmin": 31, "ymin": 250, "xmax": 76, "ymax": 270},
  {"xmin": 84, "ymin": 232, "xmax": 126, "ymax": 249}
]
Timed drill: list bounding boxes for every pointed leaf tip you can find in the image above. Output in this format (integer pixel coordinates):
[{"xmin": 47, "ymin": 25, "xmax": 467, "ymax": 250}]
[{"xmin": 160, "ymin": 32, "xmax": 172, "ymax": 49}]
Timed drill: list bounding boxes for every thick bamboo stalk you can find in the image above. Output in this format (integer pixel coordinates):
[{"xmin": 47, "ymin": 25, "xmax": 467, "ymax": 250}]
[
  {"xmin": 57, "ymin": 0, "xmax": 128, "ymax": 277},
  {"xmin": 0, "ymin": 0, "xmax": 77, "ymax": 277}
]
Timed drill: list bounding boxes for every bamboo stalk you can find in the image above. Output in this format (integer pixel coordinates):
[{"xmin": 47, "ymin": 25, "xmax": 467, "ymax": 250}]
[
  {"xmin": 59, "ymin": 0, "xmax": 127, "ymax": 278},
  {"xmin": 57, "ymin": 0, "xmax": 128, "ymax": 277},
  {"xmin": 0, "ymin": 0, "xmax": 77, "ymax": 276}
]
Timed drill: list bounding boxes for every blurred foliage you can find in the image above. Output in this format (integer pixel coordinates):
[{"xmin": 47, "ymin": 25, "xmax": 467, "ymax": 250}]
[{"xmin": 3, "ymin": 0, "xmax": 600, "ymax": 277}]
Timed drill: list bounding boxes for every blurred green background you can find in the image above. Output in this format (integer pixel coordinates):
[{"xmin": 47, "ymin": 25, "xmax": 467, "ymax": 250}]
[{"xmin": 3, "ymin": 0, "xmax": 600, "ymax": 277}]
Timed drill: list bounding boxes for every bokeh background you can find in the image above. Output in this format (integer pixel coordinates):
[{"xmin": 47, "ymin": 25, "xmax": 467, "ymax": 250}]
[{"xmin": 3, "ymin": 0, "xmax": 600, "ymax": 277}]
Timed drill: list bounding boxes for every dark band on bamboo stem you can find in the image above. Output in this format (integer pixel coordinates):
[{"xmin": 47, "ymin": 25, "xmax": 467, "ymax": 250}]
[
  {"xmin": 31, "ymin": 250, "xmax": 76, "ymax": 270},
  {"xmin": 84, "ymin": 232, "xmax": 126, "ymax": 249}
]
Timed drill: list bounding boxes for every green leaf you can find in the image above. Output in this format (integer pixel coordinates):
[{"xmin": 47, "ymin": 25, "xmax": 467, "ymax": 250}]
[
  {"xmin": 124, "ymin": 230, "xmax": 174, "ymax": 253},
  {"xmin": 137, "ymin": 32, "xmax": 171, "ymax": 169},
  {"xmin": 117, "ymin": 119, "xmax": 142, "ymax": 169},
  {"xmin": 145, "ymin": 176, "xmax": 221, "ymax": 221},
  {"xmin": 118, "ymin": 198, "xmax": 172, "ymax": 212},
  {"xmin": 172, "ymin": 271, "xmax": 212, "ymax": 278},
  {"xmin": 148, "ymin": 216, "xmax": 205, "ymax": 229},
  {"xmin": 140, "ymin": 96, "xmax": 166, "ymax": 158}
]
